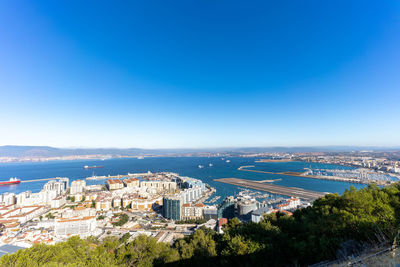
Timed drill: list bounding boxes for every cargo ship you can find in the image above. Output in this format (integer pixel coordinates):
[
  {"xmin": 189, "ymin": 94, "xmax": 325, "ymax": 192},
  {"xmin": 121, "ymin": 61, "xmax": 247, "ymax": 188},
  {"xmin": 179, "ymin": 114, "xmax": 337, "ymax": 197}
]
[
  {"xmin": 83, "ymin": 165, "xmax": 104, "ymax": 169},
  {"xmin": 0, "ymin": 177, "xmax": 21, "ymax": 186}
]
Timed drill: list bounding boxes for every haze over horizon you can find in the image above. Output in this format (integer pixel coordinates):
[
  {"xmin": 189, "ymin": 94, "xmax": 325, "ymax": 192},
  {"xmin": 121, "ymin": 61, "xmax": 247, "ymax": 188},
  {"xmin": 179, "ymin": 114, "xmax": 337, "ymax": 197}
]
[
  {"xmin": 1, "ymin": 144, "xmax": 400, "ymax": 151},
  {"xmin": 1, "ymin": 1, "xmax": 399, "ymax": 148}
]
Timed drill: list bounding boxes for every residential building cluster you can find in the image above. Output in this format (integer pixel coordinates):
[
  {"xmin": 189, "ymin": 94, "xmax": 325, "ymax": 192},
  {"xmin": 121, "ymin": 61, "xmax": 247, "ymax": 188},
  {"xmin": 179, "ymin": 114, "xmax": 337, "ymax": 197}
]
[
  {"xmin": 0, "ymin": 170, "xmax": 310, "ymax": 254},
  {"xmin": 0, "ymin": 172, "xmax": 213, "ymax": 249}
]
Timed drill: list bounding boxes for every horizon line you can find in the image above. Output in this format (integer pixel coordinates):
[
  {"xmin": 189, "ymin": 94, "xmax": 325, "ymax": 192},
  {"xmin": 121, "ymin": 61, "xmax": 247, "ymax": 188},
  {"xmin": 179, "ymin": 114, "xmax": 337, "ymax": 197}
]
[{"xmin": 1, "ymin": 144, "xmax": 400, "ymax": 150}]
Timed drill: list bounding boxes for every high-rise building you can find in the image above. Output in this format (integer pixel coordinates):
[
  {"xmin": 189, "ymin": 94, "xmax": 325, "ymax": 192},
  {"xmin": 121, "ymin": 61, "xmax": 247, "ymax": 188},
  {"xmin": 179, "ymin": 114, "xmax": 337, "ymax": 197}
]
[
  {"xmin": 70, "ymin": 180, "xmax": 86, "ymax": 194},
  {"xmin": 180, "ymin": 186, "xmax": 202, "ymax": 204},
  {"xmin": 163, "ymin": 195, "xmax": 182, "ymax": 221},
  {"xmin": 1, "ymin": 193, "xmax": 16, "ymax": 206},
  {"xmin": 43, "ymin": 179, "xmax": 67, "ymax": 195},
  {"xmin": 218, "ymin": 196, "xmax": 235, "ymax": 219},
  {"xmin": 58, "ymin": 177, "xmax": 69, "ymax": 190},
  {"xmin": 203, "ymin": 206, "xmax": 218, "ymax": 220}
]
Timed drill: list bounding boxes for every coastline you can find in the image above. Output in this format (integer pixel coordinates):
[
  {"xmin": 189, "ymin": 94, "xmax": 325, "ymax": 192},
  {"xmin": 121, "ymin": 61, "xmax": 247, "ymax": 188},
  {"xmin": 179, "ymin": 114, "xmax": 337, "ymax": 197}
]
[
  {"xmin": 238, "ymin": 165, "xmax": 394, "ymax": 186},
  {"xmin": 255, "ymin": 159, "xmax": 294, "ymax": 163}
]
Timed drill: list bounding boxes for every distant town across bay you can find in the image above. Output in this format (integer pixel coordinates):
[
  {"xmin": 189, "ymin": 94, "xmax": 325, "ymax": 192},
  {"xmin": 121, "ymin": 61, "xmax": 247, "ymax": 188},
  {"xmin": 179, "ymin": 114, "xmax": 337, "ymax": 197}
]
[{"xmin": 1, "ymin": 145, "xmax": 400, "ymax": 163}]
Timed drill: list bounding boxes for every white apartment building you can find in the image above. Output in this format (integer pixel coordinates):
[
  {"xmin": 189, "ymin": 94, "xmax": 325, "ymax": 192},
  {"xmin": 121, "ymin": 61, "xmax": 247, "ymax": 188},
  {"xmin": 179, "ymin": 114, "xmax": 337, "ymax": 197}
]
[
  {"xmin": 95, "ymin": 194, "xmax": 113, "ymax": 211},
  {"xmin": 123, "ymin": 178, "xmax": 139, "ymax": 188},
  {"xmin": 0, "ymin": 204, "xmax": 16, "ymax": 215},
  {"xmin": 140, "ymin": 181, "xmax": 177, "ymax": 193},
  {"xmin": 182, "ymin": 203, "xmax": 205, "ymax": 220},
  {"xmin": 54, "ymin": 216, "xmax": 97, "ymax": 237},
  {"xmin": 21, "ymin": 190, "xmax": 58, "ymax": 206},
  {"xmin": 43, "ymin": 179, "xmax": 68, "ymax": 195},
  {"xmin": 3, "ymin": 178, "xmax": 68, "ymax": 209},
  {"xmin": 276, "ymin": 197, "xmax": 301, "ymax": 211},
  {"xmin": 130, "ymin": 196, "xmax": 162, "ymax": 211},
  {"xmin": 51, "ymin": 195, "xmax": 66, "ymax": 209},
  {"xmin": 1, "ymin": 193, "xmax": 16, "ymax": 206},
  {"xmin": 72, "ymin": 193, "xmax": 84, "ymax": 202},
  {"xmin": 70, "ymin": 180, "xmax": 86, "ymax": 194},
  {"xmin": 107, "ymin": 179, "xmax": 124, "ymax": 190},
  {"xmin": 180, "ymin": 186, "xmax": 202, "ymax": 204},
  {"xmin": 62, "ymin": 207, "xmax": 96, "ymax": 218},
  {"xmin": 0, "ymin": 206, "xmax": 45, "ymax": 224},
  {"xmin": 16, "ymin": 191, "xmax": 32, "ymax": 206},
  {"xmin": 113, "ymin": 197, "xmax": 122, "ymax": 208}
]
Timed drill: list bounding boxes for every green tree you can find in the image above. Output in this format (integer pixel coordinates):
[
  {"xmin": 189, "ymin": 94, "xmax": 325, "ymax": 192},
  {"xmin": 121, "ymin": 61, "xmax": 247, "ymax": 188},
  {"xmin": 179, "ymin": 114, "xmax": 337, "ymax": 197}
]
[
  {"xmin": 116, "ymin": 234, "xmax": 179, "ymax": 266},
  {"xmin": 119, "ymin": 233, "xmax": 131, "ymax": 244}
]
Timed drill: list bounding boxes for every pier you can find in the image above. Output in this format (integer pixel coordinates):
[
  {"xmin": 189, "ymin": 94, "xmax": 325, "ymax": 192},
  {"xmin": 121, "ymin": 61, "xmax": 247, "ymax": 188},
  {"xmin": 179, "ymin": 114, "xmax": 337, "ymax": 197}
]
[
  {"xmin": 21, "ymin": 178, "xmax": 64, "ymax": 183},
  {"xmin": 214, "ymin": 178, "xmax": 328, "ymax": 201},
  {"xmin": 20, "ymin": 174, "xmax": 127, "ymax": 183}
]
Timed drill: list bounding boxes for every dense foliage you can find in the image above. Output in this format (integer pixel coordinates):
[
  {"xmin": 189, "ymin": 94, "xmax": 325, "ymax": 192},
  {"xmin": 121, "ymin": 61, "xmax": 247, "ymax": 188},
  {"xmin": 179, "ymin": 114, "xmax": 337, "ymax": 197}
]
[
  {"xmin": 175, "ymin": 219, "xmax": 207, "ymax": 224},
  {"xmin": 3, "ymin": 183, "xmax": 400, "ymax": 266},
  {"xmin": 112, "ymin": 213, "xmax": 129, "ymax": 226}
]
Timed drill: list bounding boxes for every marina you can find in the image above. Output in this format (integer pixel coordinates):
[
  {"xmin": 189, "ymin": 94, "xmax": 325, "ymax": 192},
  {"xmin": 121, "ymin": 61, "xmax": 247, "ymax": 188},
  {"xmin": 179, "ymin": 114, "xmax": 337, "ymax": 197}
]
[
  {"xmin": 204, "ymin": 195, "xmax": 220, "ymax": 204},
  {"xmin": 238, "ymin": 165, "xmax": 393, "ymax": 186}
]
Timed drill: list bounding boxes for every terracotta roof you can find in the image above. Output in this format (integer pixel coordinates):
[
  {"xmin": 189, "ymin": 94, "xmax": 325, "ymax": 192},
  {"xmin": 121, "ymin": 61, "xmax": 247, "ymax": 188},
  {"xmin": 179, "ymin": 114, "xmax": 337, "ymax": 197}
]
[
  {"xmin": 107, "ymin": 179, "xmax": 123, "ymax": 184},
  {"xmin": 123, "ymin": 178, "xmax": 139, "ymax": 183},
  {"xmin": 56, "ymin": 216, "xmax": 95, "ymax": 223},
  {"xmin": 218, "ymin": 218, "xmax": 228, "ymax": 226},
  {"xmin": 277, "ymin": 203, "xmax": 289, "ymax": 207},
  {"xmin": 8, "ymin": 206, "xmax": 43, "ymax": 218},
  {"xmin": 0, "ymin": 204, "xmax": 15, "ymax": 210},
  {"xmin": 0, "ymin": 219, "xmax": 18, "ymax": 224},
  {"xmin": 4, "ymin": 222, "xmax": 20, "ymax": 228}
]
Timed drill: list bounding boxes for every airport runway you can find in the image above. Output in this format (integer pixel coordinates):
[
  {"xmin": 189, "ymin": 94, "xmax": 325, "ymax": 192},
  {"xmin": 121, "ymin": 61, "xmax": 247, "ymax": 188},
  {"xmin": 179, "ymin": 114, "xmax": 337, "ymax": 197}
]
[{"xmin": 214, "ymin": 178, "xmax": 328, "ymax": 201}]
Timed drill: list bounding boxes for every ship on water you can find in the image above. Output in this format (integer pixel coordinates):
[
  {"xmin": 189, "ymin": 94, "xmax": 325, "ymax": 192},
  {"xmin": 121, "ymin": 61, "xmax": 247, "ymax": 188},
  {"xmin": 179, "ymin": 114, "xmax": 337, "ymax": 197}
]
[
  {"xmin": 0, "ymin": 177, "xmax": 21, "ymax": 186},
  {"xmin": 83, "ymin": 165, "xmax": 104, "ymax": 169}
]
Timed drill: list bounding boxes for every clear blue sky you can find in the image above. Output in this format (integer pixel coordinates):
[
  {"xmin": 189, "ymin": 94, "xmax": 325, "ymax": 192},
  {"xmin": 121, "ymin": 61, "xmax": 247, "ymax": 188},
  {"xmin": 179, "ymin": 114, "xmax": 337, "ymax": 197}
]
[{"xmin": 1, "ymin": 1, "xmax": 399, "ymax": 148}]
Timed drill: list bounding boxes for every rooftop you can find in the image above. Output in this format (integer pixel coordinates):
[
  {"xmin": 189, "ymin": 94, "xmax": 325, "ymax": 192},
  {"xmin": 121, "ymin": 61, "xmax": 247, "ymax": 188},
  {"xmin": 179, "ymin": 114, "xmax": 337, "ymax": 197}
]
[
  {"xmin": 107, "ymin": 179, "xmax": 123, "ymax": 185},
  {"xmin": 123, "ymin": 178, "xmax": 139, "ymax": 183}
]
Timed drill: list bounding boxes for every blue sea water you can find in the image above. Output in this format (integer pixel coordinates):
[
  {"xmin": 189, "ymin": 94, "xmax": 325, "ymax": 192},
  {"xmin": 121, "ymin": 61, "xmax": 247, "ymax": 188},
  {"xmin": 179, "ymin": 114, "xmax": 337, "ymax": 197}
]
[{"xmin": 0, "ymin": 157, "xmax": 364, "ymax": 202}]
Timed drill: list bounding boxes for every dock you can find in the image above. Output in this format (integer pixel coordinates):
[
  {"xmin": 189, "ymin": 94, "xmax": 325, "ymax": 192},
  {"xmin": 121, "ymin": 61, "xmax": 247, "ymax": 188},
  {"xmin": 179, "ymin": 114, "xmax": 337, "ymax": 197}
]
[
  {"xmin": 214, "ymin": 178, "xmax": 328, "ymax": 201},
  {"xmin": 237, "ymin": 166, "xmax": 391, "ymax": 185},
  {"xmin": 21, "ymin": 178, "xmax": 63, "ymax": 183}
]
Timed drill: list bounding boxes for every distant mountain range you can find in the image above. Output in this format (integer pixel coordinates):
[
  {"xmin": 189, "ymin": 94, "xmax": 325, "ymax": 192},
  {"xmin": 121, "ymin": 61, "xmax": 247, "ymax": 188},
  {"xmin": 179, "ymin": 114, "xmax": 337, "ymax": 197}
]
[{"xmin": 0, "ymin": 145, "xmax": 399, "ymax": 158}]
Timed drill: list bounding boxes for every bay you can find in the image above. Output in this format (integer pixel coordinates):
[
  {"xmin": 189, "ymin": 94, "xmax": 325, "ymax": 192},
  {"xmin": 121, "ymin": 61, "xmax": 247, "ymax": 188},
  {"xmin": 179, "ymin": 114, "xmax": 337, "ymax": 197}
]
[{"xmin": 0, "ymin": 157, "xmax": 365, "ymax": 202}]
